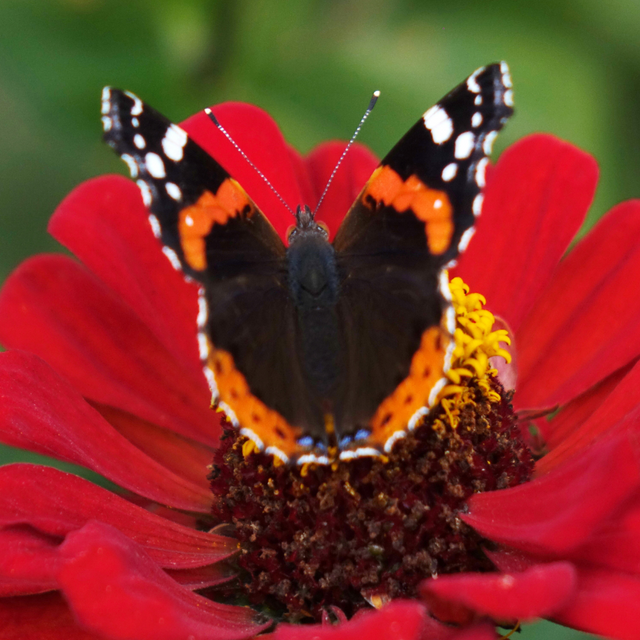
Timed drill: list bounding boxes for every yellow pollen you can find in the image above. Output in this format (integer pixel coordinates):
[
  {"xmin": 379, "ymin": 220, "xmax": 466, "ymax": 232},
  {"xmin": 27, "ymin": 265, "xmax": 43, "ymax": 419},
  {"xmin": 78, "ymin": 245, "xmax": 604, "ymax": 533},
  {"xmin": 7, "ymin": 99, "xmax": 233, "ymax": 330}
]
[
  {"xmin": 242, "ymin": 439, "xmax": 259, "ymax": 458},
  {"xmin": 433, "ymin": 276, "xmax": 512, "ymax": 429}
]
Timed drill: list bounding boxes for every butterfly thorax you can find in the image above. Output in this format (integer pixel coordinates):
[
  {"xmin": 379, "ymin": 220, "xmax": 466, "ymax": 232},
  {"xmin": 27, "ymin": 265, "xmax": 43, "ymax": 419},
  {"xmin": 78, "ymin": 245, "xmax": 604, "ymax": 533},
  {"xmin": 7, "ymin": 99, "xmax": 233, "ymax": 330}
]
[{"xmin": 286, "ymin": 205, "xmax": 342, "ymax": 404}]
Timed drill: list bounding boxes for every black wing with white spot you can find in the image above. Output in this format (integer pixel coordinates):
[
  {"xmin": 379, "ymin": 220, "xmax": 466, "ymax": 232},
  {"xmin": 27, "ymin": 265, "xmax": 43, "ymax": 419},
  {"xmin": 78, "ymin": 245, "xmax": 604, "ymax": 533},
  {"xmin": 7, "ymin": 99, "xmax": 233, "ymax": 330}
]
[
  {"xmin": 101, "ymin": 87, "xmax": 285, "ymax": 280},
  {"xmin": 334, "ymin": 62, "xmax": 513, "ymax": 264}
]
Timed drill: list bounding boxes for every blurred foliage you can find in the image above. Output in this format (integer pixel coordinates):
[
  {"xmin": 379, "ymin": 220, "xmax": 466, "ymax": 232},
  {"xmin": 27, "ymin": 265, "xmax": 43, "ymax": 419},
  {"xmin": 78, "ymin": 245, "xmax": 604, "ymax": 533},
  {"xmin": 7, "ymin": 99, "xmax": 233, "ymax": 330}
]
[{"xmin": 0, "ymin": 1, "xmax": 636, "ymax": 636}]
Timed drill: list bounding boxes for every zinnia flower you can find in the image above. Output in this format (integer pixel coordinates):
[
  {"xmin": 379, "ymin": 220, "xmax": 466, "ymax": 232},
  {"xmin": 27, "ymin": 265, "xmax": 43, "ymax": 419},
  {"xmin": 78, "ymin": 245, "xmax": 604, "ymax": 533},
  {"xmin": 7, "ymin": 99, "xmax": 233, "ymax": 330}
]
[{"xmin": 0, "ymin": 99, "xmax": 639, "ymax": 640}]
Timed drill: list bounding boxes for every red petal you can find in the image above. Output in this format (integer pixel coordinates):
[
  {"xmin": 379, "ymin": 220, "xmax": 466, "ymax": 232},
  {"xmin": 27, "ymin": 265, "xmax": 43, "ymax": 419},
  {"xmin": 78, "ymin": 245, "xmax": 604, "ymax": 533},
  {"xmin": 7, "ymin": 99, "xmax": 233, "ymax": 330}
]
[
  {"xmin": 95, "ymin": 404, "xmax": 213, "ymax": 491},
  {"xmin": 570, "ymin": 491, "xmax": 640, "ymax": 574},
  {"xmin": 0, "ymin": 592, "xmax": 103, "ymax": 639},
  {"xmin": 0, "ymin": 352, "xmax": 212, "ymax": 512},
  {"xmin": 276, "ymin": 601, "xmax": 450, "ymax": 640},
  {"xmin": 304, "ymin": 141, "xmax": 379, "ymax": 238},
  {"xmin": 0, "ymin": 527, "xmax": 59, "ymax": 596},
  {"xmin": 554, "ymin": 567, "xmax": 640, "ymax": 640},
  {"xmin": 0, "ymin": 464, "xmax": 232, "ymax": 568},
  {"xmin": 454, "ymin": 134, "xmax": 598, "ymax": 334},
  {"xmin": 167, "ymin": 563, "xmax": 234, "ymax": 590},
  {"xmin": 541, "ymin": 362, "xmax": 633, "ymax": 451},
  {"xmin": 0, "ymin": 255, "xmax": 218, "ymax": 446},
  {"xmin": 537, "ymin": 358, "xmax": 640, "ymax": 474},
  {"xmin": 182, "ymin": 103, "xmax": 306, "ymax": 240},
  {"xmin": 58, "ymin": 522, "xmax": 266, "ymax": 640},
  {"xmin": 463, "ymin": 432, "xmax": 640, "ymax": 554},
  {"xmin": 48, "ymin": 175, "xmax": 202, "ymax": 377},
  {"xmin": 287, "ymin": 145, "xmax": 316, "ymax": 208},
  {"xmin": 420, "ymin": 562, "xmax": 576, "ymax": 621},
  {"xmin": 516, "ymin": 200, "xmax": 640, "ymax": 410}
]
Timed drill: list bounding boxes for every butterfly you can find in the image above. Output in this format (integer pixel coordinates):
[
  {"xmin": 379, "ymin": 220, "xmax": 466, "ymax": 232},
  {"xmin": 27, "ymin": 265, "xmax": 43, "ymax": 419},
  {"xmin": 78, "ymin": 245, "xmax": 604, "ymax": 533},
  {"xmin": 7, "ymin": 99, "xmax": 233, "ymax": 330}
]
[{"xmin": 102, "ymin": 62, "xmax": 513, "ymax": 464}]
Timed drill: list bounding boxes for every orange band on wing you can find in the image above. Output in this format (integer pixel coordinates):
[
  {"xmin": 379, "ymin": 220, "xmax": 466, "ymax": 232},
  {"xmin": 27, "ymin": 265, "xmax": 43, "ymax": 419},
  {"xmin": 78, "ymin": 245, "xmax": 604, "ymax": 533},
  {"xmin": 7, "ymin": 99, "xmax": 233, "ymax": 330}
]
[
  {"xmin": 363, "ymin": 165, "xmax": 454, "ymax": 254},
  {"xmin": 369, "ymin": 326, "xmax": 449, "ymax": 445},
  {"xmin": 179, "ymin": 179, "xmax": 253, "ymax": 270},
  {"xmin": 209, "ymin": 348, "xmax": 302, "ymax": 459}
]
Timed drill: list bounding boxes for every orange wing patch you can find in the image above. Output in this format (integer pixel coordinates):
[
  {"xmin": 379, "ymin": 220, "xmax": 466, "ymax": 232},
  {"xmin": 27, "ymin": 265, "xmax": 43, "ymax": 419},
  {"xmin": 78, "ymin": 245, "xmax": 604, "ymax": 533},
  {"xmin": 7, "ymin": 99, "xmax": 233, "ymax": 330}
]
[
  {"xmin": 179, "ymin": 179, "xmax": 253, "ymax": 271},
  {"xmin": 368, "ymin": 325, "xmax": 450, "ymax": 448},
  {"xmin": 208, "ymin": 348, "xmax": 302, "ymax": 460},
  {"xmin": 363, "ymin": 165, "xmax": 454, "ymax": 254}
]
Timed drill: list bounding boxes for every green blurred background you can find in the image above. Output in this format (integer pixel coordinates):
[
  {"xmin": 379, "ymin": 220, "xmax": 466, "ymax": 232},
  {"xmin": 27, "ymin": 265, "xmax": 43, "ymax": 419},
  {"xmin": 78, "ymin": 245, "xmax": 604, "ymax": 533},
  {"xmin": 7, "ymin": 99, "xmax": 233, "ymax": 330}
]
[{"xmin": 2, "ymin": 0, "xmax": 638, "ymax": 636}]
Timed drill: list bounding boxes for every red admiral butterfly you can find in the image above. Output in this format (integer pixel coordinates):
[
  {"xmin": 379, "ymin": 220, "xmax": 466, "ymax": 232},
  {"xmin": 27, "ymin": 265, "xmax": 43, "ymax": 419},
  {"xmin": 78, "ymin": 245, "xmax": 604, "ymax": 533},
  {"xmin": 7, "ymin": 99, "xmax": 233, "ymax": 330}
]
[{"xmin": 102, "ymin": 63, "xmax": 513, "ymax": 464}]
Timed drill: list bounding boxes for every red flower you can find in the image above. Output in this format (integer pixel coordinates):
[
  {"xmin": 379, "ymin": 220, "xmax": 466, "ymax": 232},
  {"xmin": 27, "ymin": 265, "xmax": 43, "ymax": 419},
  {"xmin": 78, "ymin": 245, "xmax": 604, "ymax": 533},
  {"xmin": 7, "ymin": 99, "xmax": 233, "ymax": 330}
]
[{"xmin": 0, "ymin": 101, "xmax": 639, "ymax": 640}]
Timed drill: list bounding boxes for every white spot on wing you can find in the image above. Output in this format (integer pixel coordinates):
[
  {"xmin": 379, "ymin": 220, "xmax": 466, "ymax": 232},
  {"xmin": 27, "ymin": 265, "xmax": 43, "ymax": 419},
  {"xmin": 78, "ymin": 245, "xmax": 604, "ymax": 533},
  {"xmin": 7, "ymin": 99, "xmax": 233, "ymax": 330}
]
[
  {"xmin": 162, "ymin": 246, "xmax": 182, "ymax": 271},
  {"xmin": 428, "ymin": 377, "xmax": 448, "ymax": 408},
  {"xmin": 132, "ymin": 117, "xmax": 140, "ymax": 128},
  {"xmin": 454, "ymin": 132, "xmax": 475, "ymax": 160},
  {"xmin": 162, "ymin": 124, "xmax": 188, "ymax": 162},
  {"xmin": 339, "ymin": 448, "xmax": 383, "ymax": 461},
  {"xmin": 458, "ymin": 227, "xmax": 476, "ymax": 253},
  {"xmin": 442, "ymin": 162, "xmax": 457, "ymax": 182},
  {"xmin": 471, "ymin": 112, "xmax": 483, "ymax": 128},
  {"xmin": 145, "ymin": 152, "xmax": 166, "ymax": 178},
  {"xmin": 162, "ymin": 138, "xmax": 184, "ymax": 162},
  {"xmin": 438, "ymin": 270, "xmax": 452, "ymax": 302},
  {"xmin": 265, "ymin": 447, "xmax": 289, "ymax": 464},
  {"xmin": 197, "ymin": 332, "xmax": 209, "ymax": 360},
  {"xmin": 473, "ymin": 194, "xmax": 484, "ymax": 217},
  {"xmin": 467, "ymin": 66, "xmax": 485, "ymax": 93},
  {"xmin": 136, "ymin": 180, "xmax": 152, "ymax": 207},
  {"xmin": 408, "ymin": 406, "xmax": 429, "ymax": 431},
  {"xmin": 483, "ymin": 131, "xmax": 498, "ymax": 155},
  {"xmin": 298, "ymin": 453, "xmax": 330, "ymax": 465},
  {"xmin": 474, "ymin": 95, "xmax": 482, "ymax": 106},
  {"xmin": 423, "ymin": 105, "xmax": 453, "ymax": 144},
  {"xmin": 166, "ymin": 123, "xmax": 188, "ymax": 147},
  {"xmin": 124, "ymin": 91, "xmax": 143, "ymax": 116},
  {"xmin": 148, "ymin": 214, "xmax": 161, "ymax": 238},
  {"xmin": 221, "ymin": 403, "xmax": 239, "ymax": 427},
  {"xmin": 166, "ymin": 182, "xmax": 182, "ymax": 201},
  {"xmin": 500, "ymin": 61, "xmax": 512, "ymax": 88},
  {"xmin": 445, "ymin": 306, "xmax": 456, "ymax": 335},
  {"xmin": 101, "ymin": 116, "xmax": 112, "ymax": 131},
  {"xmin": 504, "ymin": 89, "xmax": 514, "ymax": 107},
  {"xmin": 384, "ymin": 431, "xmax": 407, "ymax": 453},
  {"xmin": 101, "ymin": 87, "xmax": 111, "ymax": 114},
  {"xmin": 121, "ymin": 154, "xmax": 139, "ymax": 178},
  {"xmin": 434, "ymin": 199, "xmax": 442, "ymax": 209},
  {"xmin": 475, "ymin": 158, "xmax": 489, "ymax": 188},
  {"xmin": 203, "ymin": 366, "xmax": 219, "ymax": 400},
  {"xmin": 197, "ymin": 291, "xmax": 208, "ymax": 328},
  {"xmin": 239, "ymin": 427, "xmax": 263, "ymax": 448},
  {"xmin": 134, "ymin": 134, "xmax": 146, "ymax": 149}
]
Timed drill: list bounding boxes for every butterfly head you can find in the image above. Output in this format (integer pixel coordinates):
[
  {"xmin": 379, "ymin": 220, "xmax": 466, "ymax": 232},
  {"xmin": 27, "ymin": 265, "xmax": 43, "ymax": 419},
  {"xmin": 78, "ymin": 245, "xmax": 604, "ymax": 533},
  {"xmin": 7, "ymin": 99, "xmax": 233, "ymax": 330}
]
[{"xmin": 287, "ymin": 205, "xmax": 329, "ymax": 244}]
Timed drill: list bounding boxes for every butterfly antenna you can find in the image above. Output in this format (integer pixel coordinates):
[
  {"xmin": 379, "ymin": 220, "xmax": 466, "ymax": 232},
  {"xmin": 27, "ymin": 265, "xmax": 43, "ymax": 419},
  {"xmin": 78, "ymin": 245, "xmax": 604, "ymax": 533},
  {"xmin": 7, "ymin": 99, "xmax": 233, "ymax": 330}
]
[
  {"xmin": 313, "ymin": 90, "xmax": 380, "ymax": 217},
  {"xmin": 204, "ymin": 107, "xmax": 295, "ymax": 216}
]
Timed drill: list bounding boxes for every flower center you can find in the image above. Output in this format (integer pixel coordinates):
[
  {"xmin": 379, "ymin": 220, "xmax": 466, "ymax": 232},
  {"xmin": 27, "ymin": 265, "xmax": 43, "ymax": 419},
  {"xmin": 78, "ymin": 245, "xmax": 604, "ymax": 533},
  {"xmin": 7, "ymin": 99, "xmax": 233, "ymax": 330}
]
[{"xmin": 209, "ymin": 277, "xmax": 533, "ymax": 622}]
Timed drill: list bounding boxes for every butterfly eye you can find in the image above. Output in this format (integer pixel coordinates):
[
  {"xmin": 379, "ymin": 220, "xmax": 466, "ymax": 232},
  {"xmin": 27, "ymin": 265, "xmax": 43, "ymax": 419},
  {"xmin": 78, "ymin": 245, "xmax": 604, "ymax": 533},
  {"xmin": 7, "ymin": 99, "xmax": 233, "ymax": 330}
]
[
  {"xmin": 286, "ymin": 224, "xmax": 297, "ymax": 242},
  {"xmin": 317, "ymin": 221, "xmax": 330, "ymax": 236}
]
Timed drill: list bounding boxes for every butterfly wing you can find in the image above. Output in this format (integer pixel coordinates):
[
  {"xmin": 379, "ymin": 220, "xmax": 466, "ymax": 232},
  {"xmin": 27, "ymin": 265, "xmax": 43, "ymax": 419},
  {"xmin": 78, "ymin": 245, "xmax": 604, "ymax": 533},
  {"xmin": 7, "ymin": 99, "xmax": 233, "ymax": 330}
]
[
  {"xmin": 332, "ymin": 63, "xmax": 513, "ymax": 454},
  {"xmin": 102, "ymin": 88, "xmax": 314, "ymax": 461}
]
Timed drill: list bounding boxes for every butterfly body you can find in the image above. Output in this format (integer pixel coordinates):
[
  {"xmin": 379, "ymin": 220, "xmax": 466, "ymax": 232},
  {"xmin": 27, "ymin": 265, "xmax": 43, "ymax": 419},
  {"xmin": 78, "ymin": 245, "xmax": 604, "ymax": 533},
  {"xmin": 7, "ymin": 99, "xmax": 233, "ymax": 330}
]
[{"xmin": 102, "ymin": 63, "xmax": 513, "ymax": 463}]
